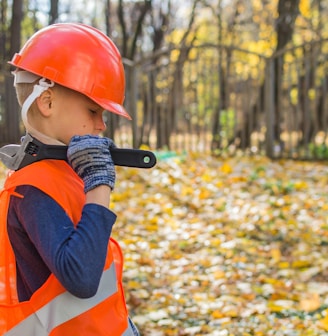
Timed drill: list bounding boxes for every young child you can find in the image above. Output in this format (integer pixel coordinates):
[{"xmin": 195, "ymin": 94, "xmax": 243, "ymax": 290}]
[{"xmin": 0, "ymin": 23, "xmax": 139, "ymax": 335}]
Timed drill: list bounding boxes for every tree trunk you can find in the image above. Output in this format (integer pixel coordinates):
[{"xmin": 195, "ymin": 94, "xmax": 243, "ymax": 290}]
[
  {"xmin": 273, "ymin": 0, "xmax": 300, "ymax": 144},
  {"xmin": 49, "ymin": 0, "xmax": 59, "ymax": 25},
  {"xmin": 3, "ymin": 0, "xmax": 23, "ymax": 144}
]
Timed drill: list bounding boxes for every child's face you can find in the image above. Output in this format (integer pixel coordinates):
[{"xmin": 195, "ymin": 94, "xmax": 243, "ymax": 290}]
[{"xmin": 46, "ymin": 86, "xmax": 107, "ymax": 144}]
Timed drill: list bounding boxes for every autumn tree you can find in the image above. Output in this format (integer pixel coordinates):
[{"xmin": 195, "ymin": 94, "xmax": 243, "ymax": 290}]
[
  {"xmin": 162, "ymin": 0, "xmax": 200, "ymax": 149},
  {"xmin": 152, "ymin": 0, "xmax": 202, "ymax": 149},
  {"xmin": 273, "ymin": 0, "xmax": 300, "ymax": 148},
  {"xmin": 208, "ymin": 0, "xmax": 245, "ymax": 152},
  {"xmin": 49, "ymin": 0, "xmax": 59, "ymax": 24},
  {"xmin": 113, "ymin": 0, "xmax": 176, "ymax": 148},
  {"xmin": 1, "ymin": 0, "xmax": 23, "ymax": 144},
  {"xmin": 293, "ymin": 0, "xmax": 327, "ymax": 147}
]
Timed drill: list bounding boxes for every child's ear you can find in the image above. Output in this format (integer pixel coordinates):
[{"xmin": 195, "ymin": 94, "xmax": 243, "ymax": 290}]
[{"xmin": 36, "ymin": 89, "xmax": 54, "ymax": 117}]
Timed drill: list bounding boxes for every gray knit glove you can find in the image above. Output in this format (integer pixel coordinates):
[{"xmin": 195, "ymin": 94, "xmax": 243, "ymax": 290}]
[{"xmin": 67, "ymin": 135, "xmax": 116, "ymax": 193}]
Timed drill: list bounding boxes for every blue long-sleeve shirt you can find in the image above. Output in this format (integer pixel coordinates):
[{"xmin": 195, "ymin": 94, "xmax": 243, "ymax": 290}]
[{"xmin": 7, "ymin": 185, "xmax": 116, "ymax": 302}]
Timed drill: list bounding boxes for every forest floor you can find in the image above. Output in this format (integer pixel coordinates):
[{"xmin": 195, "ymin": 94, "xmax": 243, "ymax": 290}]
[
  {"xmin": 112, "ymin": 153, "xmax": 328, "ymax": 336},
  {"xmin": 1, "ymin": 153, "xmax": 328, "ymax": 335}
]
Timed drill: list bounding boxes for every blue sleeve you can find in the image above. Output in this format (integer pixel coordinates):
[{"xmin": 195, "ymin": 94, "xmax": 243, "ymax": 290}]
[{"xmin": 9, "ymin": 185, "xmax": 116, "ymax": 298}]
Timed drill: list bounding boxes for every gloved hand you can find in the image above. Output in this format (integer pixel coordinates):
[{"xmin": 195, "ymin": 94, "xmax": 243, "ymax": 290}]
[{"xmin": 67, "ymin": 135, "xmax": 116, "ymax": 193}]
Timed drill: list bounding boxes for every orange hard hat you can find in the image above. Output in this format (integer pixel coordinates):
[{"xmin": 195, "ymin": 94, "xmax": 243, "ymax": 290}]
[{"xmin": 9, "ymin": 23, "xmax": 131, "ymax": 119}]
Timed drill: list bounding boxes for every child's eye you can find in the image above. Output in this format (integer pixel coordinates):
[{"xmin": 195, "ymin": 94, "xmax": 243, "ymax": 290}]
[{"xmin": 89, "ymin": 109, "xmax": 97, "ymax": 114}]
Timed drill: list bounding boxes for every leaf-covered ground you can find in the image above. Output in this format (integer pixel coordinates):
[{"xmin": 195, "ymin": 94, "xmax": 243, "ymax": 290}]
[
  {"xmin": 112, "ymin": 154, "xmax": 328, "ymax": 336},
  {"xmin": 1, "ymin": 154, "xmax": 328, "ymax": 335}
]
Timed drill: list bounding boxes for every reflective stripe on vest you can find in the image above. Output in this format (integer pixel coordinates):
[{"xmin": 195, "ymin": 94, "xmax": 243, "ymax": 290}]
[
  {"xmin": 6, "ymin": 264, "xmax": 121, "ymax": 335},
  {"xmin": 4, "ymin": 262, "xmax": 136, "ymax": 335}
]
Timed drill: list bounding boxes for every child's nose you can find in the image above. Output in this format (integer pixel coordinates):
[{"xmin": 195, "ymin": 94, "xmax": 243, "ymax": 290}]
[{"xmin": 95, "ymin": 115, "xmax": 107, "ymax": 132}]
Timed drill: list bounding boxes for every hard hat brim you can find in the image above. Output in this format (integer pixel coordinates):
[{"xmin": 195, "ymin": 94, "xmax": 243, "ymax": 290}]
[{"xmin": 98, "ymin": 99, "xmax": 132, "ymax": 120}]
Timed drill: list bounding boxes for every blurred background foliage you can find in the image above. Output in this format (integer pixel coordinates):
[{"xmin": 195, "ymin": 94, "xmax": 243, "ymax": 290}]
[{"xmin": 0, "ymin": 0, "xmax": 328, "ymax": 159}]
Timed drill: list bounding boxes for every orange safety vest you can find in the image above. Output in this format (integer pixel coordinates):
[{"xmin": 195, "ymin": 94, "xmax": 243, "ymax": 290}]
[{"xmin": 0, "ymin": 160, "xmax": 134, "ymax": 335}]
